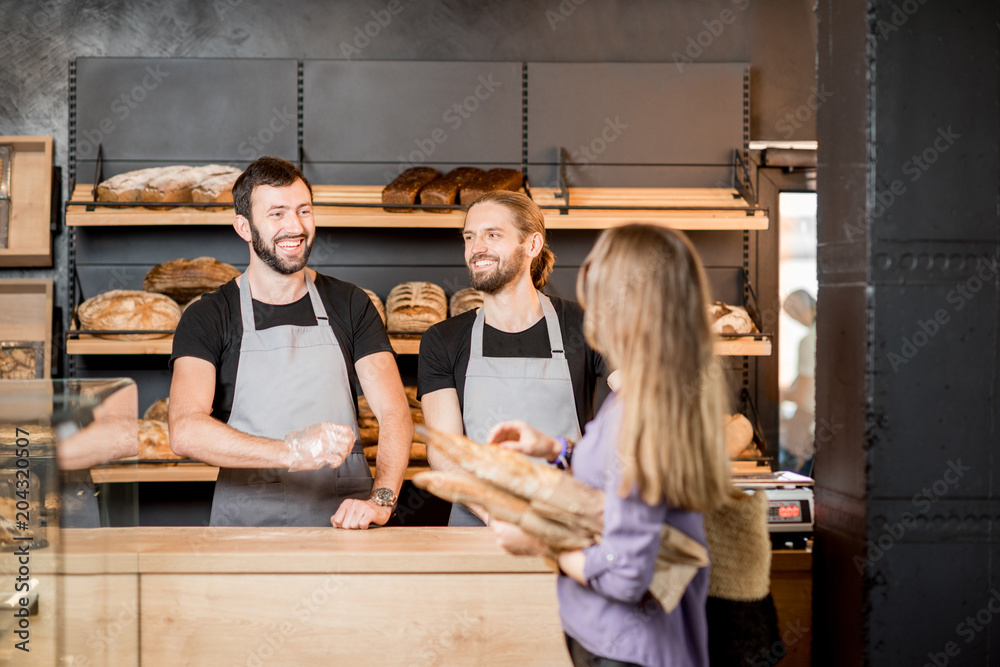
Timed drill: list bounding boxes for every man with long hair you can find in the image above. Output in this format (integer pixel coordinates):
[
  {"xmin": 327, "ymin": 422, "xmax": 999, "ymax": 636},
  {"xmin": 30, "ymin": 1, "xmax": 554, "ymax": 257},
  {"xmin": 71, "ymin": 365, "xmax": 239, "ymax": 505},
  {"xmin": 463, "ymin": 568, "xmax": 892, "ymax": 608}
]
[
  {"xmin": 418, "ymin": 190, "xmax": 609, "ymax": 526},
  {"xmin": 169, "ymin": 156, "xmax": 411, "ymax": 528}
]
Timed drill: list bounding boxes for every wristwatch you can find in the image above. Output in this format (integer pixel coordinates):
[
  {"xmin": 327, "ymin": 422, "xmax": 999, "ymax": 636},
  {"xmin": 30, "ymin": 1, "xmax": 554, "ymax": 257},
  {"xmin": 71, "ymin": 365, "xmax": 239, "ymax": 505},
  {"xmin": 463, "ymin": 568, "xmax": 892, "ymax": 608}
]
[{"xmin": 369, "ymin": 487, "xmax": 397, "ymax": 510}]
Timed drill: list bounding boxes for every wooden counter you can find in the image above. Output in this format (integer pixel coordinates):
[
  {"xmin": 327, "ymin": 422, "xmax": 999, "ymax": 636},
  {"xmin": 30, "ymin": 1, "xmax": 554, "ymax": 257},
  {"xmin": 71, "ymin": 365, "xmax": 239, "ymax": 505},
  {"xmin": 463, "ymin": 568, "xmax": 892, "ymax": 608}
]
[{"xmin": 4, "ymin": 528, "xmax": 811, "ymax": 666}]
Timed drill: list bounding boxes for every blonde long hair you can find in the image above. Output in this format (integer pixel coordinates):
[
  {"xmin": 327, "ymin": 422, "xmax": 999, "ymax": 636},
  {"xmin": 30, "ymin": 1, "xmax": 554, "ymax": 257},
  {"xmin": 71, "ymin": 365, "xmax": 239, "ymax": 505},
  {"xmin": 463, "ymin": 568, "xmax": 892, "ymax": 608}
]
[{"xmin": 577, "ymin": 224, "xmax": 730, "ymax": 512}]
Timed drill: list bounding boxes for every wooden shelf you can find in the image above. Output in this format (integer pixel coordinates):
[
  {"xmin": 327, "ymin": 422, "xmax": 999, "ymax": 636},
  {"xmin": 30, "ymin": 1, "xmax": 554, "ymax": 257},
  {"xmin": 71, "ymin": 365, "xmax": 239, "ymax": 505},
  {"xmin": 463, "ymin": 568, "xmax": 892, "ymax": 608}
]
[
  {"xmin": 66, "ymin": 333, "xmax": 422, "ymax": 356},
  {"xmin": 68, "ymin": 332, "xmax": 770, "ymax": 357},
  {"xmin": 67, "ymin": 184, "xmax": 767, "ymax": 231},
  {"xmin": 0, "ymin": 136, "xmax": 53, "ymax": 266},
  {"xmin": 91, "ymin": 462, "xmax": 430, "ymax": 484}
]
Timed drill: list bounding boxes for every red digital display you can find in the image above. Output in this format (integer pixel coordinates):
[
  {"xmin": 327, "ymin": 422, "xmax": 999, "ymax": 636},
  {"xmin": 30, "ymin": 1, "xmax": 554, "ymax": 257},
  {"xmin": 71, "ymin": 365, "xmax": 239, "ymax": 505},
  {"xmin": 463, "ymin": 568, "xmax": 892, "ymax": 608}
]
[{"xmin": 777, "ymin": 504, "xmax": 800, "ymax": 519}]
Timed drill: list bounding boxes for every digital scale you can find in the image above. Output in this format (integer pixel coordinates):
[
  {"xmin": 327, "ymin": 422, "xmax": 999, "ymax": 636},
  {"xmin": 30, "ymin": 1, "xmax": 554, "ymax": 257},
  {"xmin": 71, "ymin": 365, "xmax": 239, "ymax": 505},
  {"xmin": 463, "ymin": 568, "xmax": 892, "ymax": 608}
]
[{"xmin": 732, "ymin": 469, "xmax": 814, "ymax": 549}]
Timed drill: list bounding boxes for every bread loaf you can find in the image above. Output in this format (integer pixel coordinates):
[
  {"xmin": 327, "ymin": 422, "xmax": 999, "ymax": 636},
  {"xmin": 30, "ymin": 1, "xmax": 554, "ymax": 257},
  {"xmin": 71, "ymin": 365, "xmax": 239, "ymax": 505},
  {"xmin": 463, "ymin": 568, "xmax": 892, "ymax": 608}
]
[
  {"xmin": 192, "ymin": 171, "xmax": 241, "ymax": 209},
  {"xmin": 137, "ymin": 419, "xmax": 183, "ymax": 460},
  {"xmin": 143, "ymin": 257, "xmax": 241, "ymax": 304},
  {"xmin": 420, "ymin": 167, "xmax": 485, "ymax": 211},
  {"xmin": 382, "ymin": 167, "xmax": 441, "ymax": 212},
  {"xmin": 144, "ymin": 397, "xmax": 169, "ymax": 422},
  {"xmin": 708, "ymin": 302, "xmax": 757, "ymax": 334},
  {"xmin": 362, "ymin": 288, "xmax": 386, "ymax": 325},
  {"xmin": 386, "ymin": 282, "xmax": 447, "ymax": 333},
  {"xmin": 449, "ymin": 287, "xmax": 484, "ymax": 317},
  {"xmin": 141, "ymin": 164, "xmax": 240, "ymax": 210},
  {"xmin": 358, "ymin": 391, "xmax": 423, "ymax": 445},
  {"xmin": 96, "ymin": 166, "xmax": 176, "ymax": 203},
  {"xmin": 724, "ymin": 413, "xmax": 755, "ymax": 458},
  {"xmin": 78, "ymin": 290, "xmax": 181, "ymax": 340},
  {"xmin": 459, "ymin": 168, "xmax": 524, "ymax": 206}
]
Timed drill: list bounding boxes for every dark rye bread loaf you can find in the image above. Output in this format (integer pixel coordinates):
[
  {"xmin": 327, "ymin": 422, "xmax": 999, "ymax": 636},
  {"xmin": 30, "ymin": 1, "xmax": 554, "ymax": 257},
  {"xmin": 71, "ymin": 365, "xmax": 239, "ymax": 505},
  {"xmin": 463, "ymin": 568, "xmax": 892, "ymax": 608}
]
[
  {"xmin": 420, "ymin": 167, "xmax": 486, "ymax": 211},
  {"xmin": 459, "ymin": 168, "xmax": 524, "ymax": 206},
  {"xmin": 382, "ymin": 167, "xmax": 441, "ymax": 212}
]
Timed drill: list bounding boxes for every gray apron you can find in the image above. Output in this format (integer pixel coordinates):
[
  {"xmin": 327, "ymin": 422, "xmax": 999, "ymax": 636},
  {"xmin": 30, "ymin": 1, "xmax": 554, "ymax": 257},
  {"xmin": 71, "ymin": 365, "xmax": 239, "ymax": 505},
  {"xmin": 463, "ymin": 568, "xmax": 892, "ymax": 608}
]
[
  {"xmin": 452, "ymin": 292, "xmax": 583, "ymax": 526},
  {"xmin": 210, "ymin": 273, "xmax": 372, "ymax": 527}
]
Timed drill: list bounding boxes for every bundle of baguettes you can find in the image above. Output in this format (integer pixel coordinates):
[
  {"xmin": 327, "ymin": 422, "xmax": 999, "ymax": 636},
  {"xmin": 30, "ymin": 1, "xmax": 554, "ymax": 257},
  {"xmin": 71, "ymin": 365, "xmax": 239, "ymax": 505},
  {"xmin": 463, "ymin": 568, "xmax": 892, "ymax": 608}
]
[{"xmin": 413, "ymin": 425, "xmax": 710, "ymax": 612}]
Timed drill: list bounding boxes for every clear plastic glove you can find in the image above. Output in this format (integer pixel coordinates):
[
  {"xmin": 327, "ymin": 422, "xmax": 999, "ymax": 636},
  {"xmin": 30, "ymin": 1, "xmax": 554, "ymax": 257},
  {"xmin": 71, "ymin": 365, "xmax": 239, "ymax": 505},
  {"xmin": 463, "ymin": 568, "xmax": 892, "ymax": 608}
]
[
  {"xmin": 284, "ymin": 422, "xmax": 355, "ymax": 471},
  {"xmin": 487, "ymin": 420, "xmax": 559, "ymax": 460}
]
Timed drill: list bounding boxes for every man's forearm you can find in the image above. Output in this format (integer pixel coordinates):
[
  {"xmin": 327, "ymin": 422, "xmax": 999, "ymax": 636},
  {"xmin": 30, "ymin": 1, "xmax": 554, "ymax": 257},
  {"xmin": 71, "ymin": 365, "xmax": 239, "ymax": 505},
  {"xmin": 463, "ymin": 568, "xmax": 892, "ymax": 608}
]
[
  {"xmin": 372, "ymin": 406, "xmax": 412, "ymax": 494},
  {"xmin": 170, "ymin": 413, "xmax": 290, "ymax": 468}
]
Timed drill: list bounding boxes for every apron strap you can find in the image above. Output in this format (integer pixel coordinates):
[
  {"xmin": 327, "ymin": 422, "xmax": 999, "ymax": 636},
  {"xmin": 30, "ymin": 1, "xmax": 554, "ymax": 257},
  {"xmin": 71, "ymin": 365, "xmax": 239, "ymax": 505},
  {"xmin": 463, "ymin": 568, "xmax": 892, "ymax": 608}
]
[
  {"xmin": 470, "ymin": 291, "xmax": 566, "ymax": 360},
  {"xmin": 237, "ymin": 272, "xmax": 330, "ymax": 332}
]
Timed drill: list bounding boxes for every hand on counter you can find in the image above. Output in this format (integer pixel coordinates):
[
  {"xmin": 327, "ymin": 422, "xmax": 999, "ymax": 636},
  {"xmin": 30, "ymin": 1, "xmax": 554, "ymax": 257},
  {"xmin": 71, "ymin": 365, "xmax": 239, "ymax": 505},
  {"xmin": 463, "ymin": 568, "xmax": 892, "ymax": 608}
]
[
  {"xmin": 331, "ymin": 498, "xmax": 392, "ymax": 530},
  {"xmin": 284, "ymin": 422, "xmax": 354, "ymax": 471},
  {"xmin": 487, "ymin": 420, "xmax": 559, "ymax": 461}
]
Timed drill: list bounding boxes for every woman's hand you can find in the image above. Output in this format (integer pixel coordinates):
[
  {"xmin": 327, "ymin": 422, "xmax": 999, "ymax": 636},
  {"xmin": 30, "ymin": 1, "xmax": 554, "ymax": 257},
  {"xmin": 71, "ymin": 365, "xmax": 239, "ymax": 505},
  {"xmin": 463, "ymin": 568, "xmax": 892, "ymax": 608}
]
[
  {"xmin": 491, "ymin": 520, "xmax": 549, "ymax": 556},
  {"xmin": 487, "ymin": 420, "xmax": 560, "ymax": 461}
]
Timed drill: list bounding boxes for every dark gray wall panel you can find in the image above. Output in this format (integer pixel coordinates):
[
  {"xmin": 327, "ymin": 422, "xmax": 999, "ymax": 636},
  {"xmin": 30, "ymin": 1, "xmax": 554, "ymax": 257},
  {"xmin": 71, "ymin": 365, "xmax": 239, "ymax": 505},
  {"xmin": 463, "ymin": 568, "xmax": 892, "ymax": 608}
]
[
  {"xmin": 526, "ymin": 164, "xmax": 734, "ymax": 189},
  {"xmin": 303, "ymin": 60, "xmax": 522, "ymax": 170},
  {"xmin": 75, "ymin": 57, "xmax": 298, "ymax": 167},
  {"xmin": 526, "ymin": 62, "xmax": 746, "ymax": 185},
  {"xmin": 870, "ymin": 283, "xmax": 997, "ymax": 498}
]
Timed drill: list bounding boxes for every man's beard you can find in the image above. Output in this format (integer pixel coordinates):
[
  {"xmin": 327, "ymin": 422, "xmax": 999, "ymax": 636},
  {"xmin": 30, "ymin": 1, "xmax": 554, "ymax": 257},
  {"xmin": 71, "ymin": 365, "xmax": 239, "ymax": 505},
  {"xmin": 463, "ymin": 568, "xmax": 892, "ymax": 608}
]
[
  {"xmin": 249, "ymin": 219, "xmax": 313, "ymax": 275},
  {"xmin": 468, "ymin": 243, "xmax": 527, "ymax": 295}
]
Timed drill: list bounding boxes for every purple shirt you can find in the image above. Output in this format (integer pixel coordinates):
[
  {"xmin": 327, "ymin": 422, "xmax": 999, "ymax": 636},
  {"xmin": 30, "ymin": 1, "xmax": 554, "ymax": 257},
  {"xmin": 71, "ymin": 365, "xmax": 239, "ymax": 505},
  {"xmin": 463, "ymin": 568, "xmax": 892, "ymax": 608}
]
[{"xmin": 557, "ymin": 396, "xmax": 710, "ymax": 667}]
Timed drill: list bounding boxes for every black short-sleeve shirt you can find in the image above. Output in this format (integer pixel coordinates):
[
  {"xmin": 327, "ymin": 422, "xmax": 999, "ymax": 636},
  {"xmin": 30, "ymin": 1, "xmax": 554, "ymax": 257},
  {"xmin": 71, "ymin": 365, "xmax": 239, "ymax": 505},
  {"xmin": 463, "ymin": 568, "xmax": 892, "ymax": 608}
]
[
  {"xmin": 417, "ymin": 295, "xmax": 607, "ymax": 431},
  {"xmin": 169, "ymin": 273, "xmax": 392, "ymax": 423}
]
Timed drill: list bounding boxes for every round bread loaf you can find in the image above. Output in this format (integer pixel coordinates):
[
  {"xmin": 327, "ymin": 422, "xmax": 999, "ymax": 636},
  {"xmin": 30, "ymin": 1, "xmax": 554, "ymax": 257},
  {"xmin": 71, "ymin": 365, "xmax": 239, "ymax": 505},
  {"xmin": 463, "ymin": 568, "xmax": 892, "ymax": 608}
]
[
  {"xmin": 137, "ymin": 419, "xmax": 183, "ymax": 460},
  {"xmin": 386, "ymin": 282, "xmax": 447, "ymax": 333},
  {"xmin": 78, "ymin": 290, "xmax": 181, "ymax": 340},
  {"xmin": 449, "ymin": 287, "xmax": 484, "ymax": 317},
  {"xmin": 708, "ymin": 302, "xmax": 757, "ymax": 335},
  {"xmin": 362, "ymin": 288, "xmax": 386, "ymax": 325},
  {"xmin": 96, "ymin": 166, "xmax": 178, "ymax": 203},
  {"xmin": 143, "ymin": 397, "xmax": 169, "ymax": 421},
  {"xmin": 143, "ymin": 257, "xmax": 241, "ymax": 304}
]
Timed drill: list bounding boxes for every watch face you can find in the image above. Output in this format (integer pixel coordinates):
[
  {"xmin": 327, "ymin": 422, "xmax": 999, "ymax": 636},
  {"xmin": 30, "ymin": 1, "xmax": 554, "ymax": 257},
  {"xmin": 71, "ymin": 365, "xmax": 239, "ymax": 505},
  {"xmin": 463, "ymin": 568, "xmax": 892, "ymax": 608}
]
[{"xmin": 372, "ymin": 488, "xmax": 395, "ymax": 506}]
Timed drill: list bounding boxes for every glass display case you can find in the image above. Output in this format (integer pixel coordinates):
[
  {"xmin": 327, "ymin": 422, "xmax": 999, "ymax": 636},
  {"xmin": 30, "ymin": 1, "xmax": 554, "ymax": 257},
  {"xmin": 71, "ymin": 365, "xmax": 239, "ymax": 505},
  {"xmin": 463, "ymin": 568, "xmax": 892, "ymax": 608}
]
[{"xmin": 0, "ymin": 378, "xmax": 139, "ymax": 666}]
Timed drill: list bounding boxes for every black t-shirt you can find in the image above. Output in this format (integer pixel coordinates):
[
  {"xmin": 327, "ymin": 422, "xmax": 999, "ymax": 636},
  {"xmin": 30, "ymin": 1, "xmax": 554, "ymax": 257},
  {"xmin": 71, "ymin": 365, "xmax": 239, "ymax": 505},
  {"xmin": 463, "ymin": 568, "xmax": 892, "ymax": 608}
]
[
  {"xmin": 169, "ymin": 273, "xmax": 392, "ymax": 423},
  {"xmin": 417, "ymin": 295, "xmax": 607, "ymax": 431}
]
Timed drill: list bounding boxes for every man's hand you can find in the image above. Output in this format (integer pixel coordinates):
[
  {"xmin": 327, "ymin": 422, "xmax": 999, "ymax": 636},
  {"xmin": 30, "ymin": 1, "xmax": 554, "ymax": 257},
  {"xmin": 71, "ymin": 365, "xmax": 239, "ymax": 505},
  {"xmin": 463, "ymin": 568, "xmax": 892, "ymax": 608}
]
[
  {"xmin": 331, "ymin": 498, "xmax": 392, "ymax": 529},
  {"xmin": 284, "ymin": 422, "xmax": 354, "ymax": 470}
]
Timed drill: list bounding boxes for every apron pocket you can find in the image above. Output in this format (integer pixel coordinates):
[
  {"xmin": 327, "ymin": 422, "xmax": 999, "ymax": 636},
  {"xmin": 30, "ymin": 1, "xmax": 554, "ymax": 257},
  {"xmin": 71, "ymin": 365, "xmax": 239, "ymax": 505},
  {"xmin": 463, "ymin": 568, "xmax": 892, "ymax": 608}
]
[
  {"xmin": 335, "ymin": 476, "xmax": 374, "ymax": 501},
  {"xmin": 211, "ymin": 482, "xmax": 287, "ymax": 527}
]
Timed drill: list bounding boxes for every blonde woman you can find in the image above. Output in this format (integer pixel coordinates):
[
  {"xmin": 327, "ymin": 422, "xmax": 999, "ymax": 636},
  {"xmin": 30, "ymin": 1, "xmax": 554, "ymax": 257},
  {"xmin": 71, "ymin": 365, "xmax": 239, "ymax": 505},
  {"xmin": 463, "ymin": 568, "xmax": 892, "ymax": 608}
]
[{"xmin": 490, "ymin": 224, "xmax": 731, "ymax": 667}]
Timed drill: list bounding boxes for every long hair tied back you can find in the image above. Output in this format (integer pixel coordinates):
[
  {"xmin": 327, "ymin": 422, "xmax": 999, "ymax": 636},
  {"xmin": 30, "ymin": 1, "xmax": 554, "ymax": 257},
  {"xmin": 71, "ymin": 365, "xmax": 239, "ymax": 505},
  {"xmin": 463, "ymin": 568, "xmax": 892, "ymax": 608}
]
[{"xmin": 577, "ymin": 224, "xmax": 730, "ymax": 512}]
